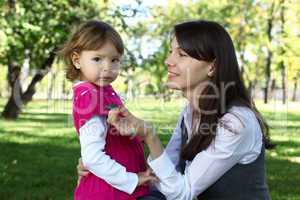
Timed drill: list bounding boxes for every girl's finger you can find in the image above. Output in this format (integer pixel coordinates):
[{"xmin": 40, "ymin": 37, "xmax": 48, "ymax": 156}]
[
  {"xmin": 118, "ymin": 106, "xmax": 130, "ymax": 117},
  {"xmin": 107, "ymin": 108, "xmax": 120, "ymax": 124}
]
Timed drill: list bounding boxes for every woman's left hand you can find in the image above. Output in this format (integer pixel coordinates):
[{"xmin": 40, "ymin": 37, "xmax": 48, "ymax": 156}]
[
  {"xmin": 107, "ymin": 106, "xmax": 153, "ymax": 140},
  {"xmin": 77, "ymin": 158, "xmax": 90, "ymax": 186}
]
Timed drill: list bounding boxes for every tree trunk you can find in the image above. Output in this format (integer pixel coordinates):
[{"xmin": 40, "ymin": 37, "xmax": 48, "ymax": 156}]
[
  {"xmin": 47, "ymin": 69, "xmax": 57, "ymax": 100},
  {"xmin": 279, "ymin": 0, "xmax": 287, "ymax": 104},
  {"xmin": 21, "ymin": 51, "xmax": 55, "ymax": 105},
  {"xmin": 1, "ymin": 50, "xmax": 55, "ymax": 119},
  {"xmin": 270, "ymin": 78, "xmax": 276, "ymax": 100},
  {"xmin": 264, "ymin": 51, "xmax": 272, "ymax": 104},
  {"xmin": 8, "ymin": 0, "xmax": 16, "ymax": 10},
  {"xmin": 292, "ymin": 78, "xmax": 298, "ymax": 101},
  {"xmin": 61, "ymin": 78, "xmax": 66, "ymax": 100},
  {"xmin": 1, "ymin": 93, "xmax": 22, "ymax": 119},
  {"xmin": 1, "ymin": 62, "xmax": 23, "ymax": 119},
  {"xmin": 280, "ymin": 62, "xmax": 287, "ymax": 104},
  {"xmin": 264, "ymin": 1, "xmax": 275, "ymax": 104}
]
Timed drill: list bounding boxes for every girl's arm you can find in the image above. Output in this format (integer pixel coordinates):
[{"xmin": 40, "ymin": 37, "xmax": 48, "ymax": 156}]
[{"xmin": 79, "ymin": 116, "xmax": 138, "ymax": 194}]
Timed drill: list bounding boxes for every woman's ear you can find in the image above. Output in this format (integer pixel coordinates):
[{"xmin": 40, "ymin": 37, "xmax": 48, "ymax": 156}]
[
  {"xmin": 207, "ymin": 62, "xmax": 215, "ymax": 78},
  {"xmin": 71, "ymin": 52, "xmax": 81, "ymax": 69}
]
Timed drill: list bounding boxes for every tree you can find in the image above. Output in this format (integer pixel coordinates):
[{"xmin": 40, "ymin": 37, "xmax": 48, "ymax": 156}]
[{"xmin": 0, "ymin": 0, "xmax": 104, "ymax": 119}]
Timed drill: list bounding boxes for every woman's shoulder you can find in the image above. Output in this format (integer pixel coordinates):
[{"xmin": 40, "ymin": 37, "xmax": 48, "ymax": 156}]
[{"xmin": 219, "ymin": 106, "xmax": 258, "ymax": 134}]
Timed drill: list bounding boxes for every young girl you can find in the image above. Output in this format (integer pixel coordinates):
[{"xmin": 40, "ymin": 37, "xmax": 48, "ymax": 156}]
[{"xmin": 59, "ymin": 20, "xmax": 152, "ymax": 200}]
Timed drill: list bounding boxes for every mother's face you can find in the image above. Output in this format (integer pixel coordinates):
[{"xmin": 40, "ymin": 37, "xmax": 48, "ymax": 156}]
[{"xmin": 165, "ymin": 37, "xmax": 214, "ymax": 92}]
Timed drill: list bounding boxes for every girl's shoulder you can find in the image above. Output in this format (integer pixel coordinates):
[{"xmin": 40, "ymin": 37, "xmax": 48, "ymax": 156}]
[{"xmin": 73, "ymin": 81, "xmax": 97, "ymax": 96}]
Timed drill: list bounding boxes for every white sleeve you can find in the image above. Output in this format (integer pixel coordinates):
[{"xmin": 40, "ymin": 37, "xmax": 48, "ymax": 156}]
[
  {"xmin": 79, "ymin": 116, "xmax": 138, "ymax": 194},
  {"xmin": 165, "ymin": 115, "xmax": 183, "ymax": 167},
  {"xmin": 148, "ymin": 113, "xmax": 256, "ymax": 200}
]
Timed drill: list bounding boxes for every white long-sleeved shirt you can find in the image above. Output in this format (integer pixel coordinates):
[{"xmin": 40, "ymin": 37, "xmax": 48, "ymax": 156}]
[
  {"xmin": 148, "ymin": 105, "xmax": 263, "ymax": 200},
  {"xmin": 79, "ymin": 116, "xmax": 138, "ymax": 194}
]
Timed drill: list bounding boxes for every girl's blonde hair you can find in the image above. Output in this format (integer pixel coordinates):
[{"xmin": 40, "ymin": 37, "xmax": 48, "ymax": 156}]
[{"xmin": 58, "ymin": 20, "xmax": 124, "ymax": 81}]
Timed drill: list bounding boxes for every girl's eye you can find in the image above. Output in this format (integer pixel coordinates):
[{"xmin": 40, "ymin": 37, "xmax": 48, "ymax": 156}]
[
  {"xmin": 112, "ymin": 58, "xmax": 120, "ymax": 63},
  {"xmin": 93, "ymin": 57, "xmax": 102, "ymax": 62}
]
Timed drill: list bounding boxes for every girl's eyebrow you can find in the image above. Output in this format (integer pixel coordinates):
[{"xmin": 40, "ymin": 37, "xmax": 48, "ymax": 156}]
[{"xmin": 93, "ymin": 53, "xmax": 121, "ymax": 58}]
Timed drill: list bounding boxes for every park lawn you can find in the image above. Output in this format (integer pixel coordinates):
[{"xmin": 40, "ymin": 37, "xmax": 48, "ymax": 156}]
[{"xmin": 0, "ymin": 98, "xmax": 299, "ymax": 200}]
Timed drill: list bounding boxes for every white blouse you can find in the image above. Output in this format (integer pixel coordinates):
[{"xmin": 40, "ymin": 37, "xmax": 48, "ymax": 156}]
[{"xmin": 148, "ymin": 105, "xmax": 263, "ymax": 200}]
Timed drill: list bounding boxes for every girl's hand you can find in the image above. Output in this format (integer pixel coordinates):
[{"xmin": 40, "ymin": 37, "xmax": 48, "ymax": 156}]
[
  {"xmin": 107, "ymin": 106, "xmax": 154, "ymax": 140},
  {"xmin": 137, "ymin": 168, "xmax": 159, "ymax": 186},
  {"xmin": 77, "ymin": 158, "xmax": 90, "ymax": 186}
]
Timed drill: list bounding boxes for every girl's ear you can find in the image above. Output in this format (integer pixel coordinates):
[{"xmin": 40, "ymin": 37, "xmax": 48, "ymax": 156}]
[{"xmin": 71, "ymin": 52, "xmax": 81, "ymax": 69}]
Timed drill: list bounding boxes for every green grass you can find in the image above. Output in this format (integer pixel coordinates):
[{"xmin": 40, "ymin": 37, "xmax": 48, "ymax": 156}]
[{"xmin": 0, "ymin": 98, "xmax": 299, "ymax": 200}]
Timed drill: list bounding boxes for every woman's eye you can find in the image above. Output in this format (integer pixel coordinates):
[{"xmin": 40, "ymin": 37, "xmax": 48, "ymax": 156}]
[
  {"xmin": 179, "ymin": 52, "xmax": 188, "ymax": 57},
  {"xmin": 93, "ymin": 57, "xmax": 102, "ymax": 62}
]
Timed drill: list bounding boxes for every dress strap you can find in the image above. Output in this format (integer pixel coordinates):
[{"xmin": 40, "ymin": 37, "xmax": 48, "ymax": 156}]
[{"xmin": 178, "ymin": 117, "xmax": 188, "ymax": 174}]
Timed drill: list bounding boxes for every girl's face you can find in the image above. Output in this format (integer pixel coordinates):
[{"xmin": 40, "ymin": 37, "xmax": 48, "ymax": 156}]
[
  {"xmin": 72, "ymin": 41, "xmax": 122, "ymax": 86},
  {"xmin": 165, "ymin": 37, "xmax": 214, "ymax": 93}
]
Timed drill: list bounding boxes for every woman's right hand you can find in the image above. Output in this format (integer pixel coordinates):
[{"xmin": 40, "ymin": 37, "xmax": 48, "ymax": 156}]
[
  {"xmin": 107, "ymin": 106, "xmax": 155, "ymax": 140},
  {"xmin": 77, "ymin": 158, "xmax": 90, "ymax": 186},
  {"xmin": 137, "ymin": 168, "xmax": 159, "ymax": 186}
]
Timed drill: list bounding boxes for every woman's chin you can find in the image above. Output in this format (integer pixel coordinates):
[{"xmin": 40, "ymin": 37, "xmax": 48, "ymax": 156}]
[{"xmin": 166, "ymin": 81, "xmax": 182, "ymax": 90}]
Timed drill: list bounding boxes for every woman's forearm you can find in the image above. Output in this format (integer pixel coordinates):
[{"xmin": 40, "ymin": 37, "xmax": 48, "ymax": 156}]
[{"xmin": 144, "ymin": 126, "xmax": 164, "ymax": 159}]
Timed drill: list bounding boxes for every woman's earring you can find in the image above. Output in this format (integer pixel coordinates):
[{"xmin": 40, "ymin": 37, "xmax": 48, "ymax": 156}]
[
  {"xmin": 208, "ymin": 71, "xmax": 214, "ymax": 77},
  {"xmin": 75, "ymin": 64, "xmax": 81, "ymax": 69},
  {"xmin": 208, "ymin": 64, "xmax": 215, "ymax": 77}
]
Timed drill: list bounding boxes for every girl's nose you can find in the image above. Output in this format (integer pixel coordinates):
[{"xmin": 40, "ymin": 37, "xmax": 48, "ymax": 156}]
[{"xmin": 102, "ymin": 60, "xmax": 112, "ymax": 71}]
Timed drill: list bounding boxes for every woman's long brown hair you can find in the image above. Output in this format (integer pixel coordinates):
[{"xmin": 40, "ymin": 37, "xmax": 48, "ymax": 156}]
[{"xmin": 174, "ymin": 20, "xmax": 275, "ymax": 161}]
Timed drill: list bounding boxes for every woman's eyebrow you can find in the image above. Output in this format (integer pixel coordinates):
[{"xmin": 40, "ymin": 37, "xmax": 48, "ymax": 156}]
[{"xmin": 176, "ymin": 46, "xmax": 184, "ymax": 50}]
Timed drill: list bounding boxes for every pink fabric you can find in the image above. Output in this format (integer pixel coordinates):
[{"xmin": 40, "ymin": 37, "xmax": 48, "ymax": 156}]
[{"xmin": 72, "ymin": 82, "xmax": 149, "ymax": 200}]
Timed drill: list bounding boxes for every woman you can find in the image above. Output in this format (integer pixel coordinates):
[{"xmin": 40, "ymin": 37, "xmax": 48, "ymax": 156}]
[{"xmin": 77, "ymin": 20, "xmax": 272, "ymax": 200}]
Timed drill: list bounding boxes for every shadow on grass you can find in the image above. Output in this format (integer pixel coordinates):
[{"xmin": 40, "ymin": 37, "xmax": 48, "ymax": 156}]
[
  {"xmin": 266, "ymin": 156, "xmax": 300, "ymax": 200},
  {"xmin": 0, "ymin": 142, "xmax": 79, "ymax": 200},
  {"xmin": 19, "ymin": 112, "xmax": 71, "ymax": 124},
  {"xmin": 0, "ymin": 136, "xmax": 299, "ymax": 200},
  {"xmin": 0, "ymin": 112, "xmax": 72, "ymax": 130},
  {"xmin": 263, "ymin": 111, "xmax": 300, "ymax": 122}
]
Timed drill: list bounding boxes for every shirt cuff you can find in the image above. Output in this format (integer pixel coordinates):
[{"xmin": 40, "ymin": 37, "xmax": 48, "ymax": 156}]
[
  {"xmin": 147, "ymin": 151, "xmax": 175, "ymax": 180},
  {"xmin": 126, "ymin": 172, "xmax": 139, "ymax": 194}
]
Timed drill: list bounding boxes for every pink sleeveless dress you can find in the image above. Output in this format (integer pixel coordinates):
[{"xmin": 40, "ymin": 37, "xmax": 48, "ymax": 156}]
[{"xmin": 72, "ymin": 82, "xmax": 149, "ymax": 200}]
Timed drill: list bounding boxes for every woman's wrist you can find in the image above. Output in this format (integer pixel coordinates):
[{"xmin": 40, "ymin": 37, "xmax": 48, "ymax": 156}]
[
  {"xmin": 144, "ymin": 125, "xmax": 164, "ymax": 159},
  {"xmin": 141, "ymin": 121, "xmax": 155, "ymax": 140}
]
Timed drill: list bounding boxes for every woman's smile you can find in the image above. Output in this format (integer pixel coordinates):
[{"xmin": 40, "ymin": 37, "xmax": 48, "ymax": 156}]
[{"xmin": 167, "ymin": 71, "xmax": 179, "ymax": 78}]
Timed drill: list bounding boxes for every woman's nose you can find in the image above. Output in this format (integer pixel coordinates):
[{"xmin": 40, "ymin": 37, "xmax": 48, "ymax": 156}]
[{"xmin": 165, "ymin": 55, "xmax": 175, "ymax": 67}]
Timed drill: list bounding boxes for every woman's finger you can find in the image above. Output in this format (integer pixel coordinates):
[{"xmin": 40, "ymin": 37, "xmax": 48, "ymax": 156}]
[
  {"xmin": 142, "ymin": 175, "xmax": 159, "ymax": 186},
  {"xmin": 78, "ymin": 171, "xmax": 90, "ymax": 176},
  {"xmin": 145, "ymin": 168, "xmax": 152, "ymax": 176}
]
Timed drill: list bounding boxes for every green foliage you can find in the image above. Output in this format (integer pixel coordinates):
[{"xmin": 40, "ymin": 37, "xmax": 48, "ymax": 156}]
[
  {"xmin": 0, "ymin": 0, "xmax": 104, "ymax": 67},
  {"xmin": 144, "ymin": 83, "xmax": 156, "ymax": 95}
]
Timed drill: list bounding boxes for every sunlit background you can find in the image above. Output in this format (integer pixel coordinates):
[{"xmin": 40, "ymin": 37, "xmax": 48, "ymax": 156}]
[{"xmin": 0, "ymin": 0, "xmax": 299, "ymax": 199}]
